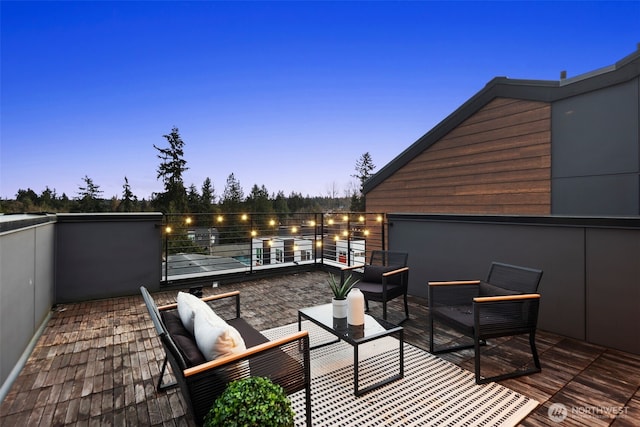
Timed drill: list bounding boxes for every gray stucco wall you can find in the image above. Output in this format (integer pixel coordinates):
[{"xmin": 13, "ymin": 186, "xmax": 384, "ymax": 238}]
[
  {"xmin": 55, "ymin": 213, "xmax": 163, "ymax": 303},
  {"xmin": 388, "ymin": 214, "xmax": 640, "ymax": 355},
  {"xmin": 552, "ymin": 77, "xmax": 640, "ymax": 215},
  {"xmin": 0, "ymin": 215, "xmax": 55, "ymax": 390}
]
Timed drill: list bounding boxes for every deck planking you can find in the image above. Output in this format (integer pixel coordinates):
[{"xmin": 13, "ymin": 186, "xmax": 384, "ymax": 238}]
[{"xmin": 1, "ymin": 270, "xmax": 638, "ymax": 426}]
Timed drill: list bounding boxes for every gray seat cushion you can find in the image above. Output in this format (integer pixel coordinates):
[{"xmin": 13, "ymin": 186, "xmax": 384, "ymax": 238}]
[
  {"xmin": 162, "ymin": 310, "xmax": 207, "ymax": 367},
  {"xmin": 363, "ymin": 264, "xmax": 402, "ymax": 285}
]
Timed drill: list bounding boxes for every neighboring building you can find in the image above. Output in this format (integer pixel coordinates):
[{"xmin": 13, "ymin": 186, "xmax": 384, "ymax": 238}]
[
  {"xmin": 335, "ymin": 239, "xmax": 366, "ymax": 265},
  {"xmin": 186, "ymin": 227, "xmax": 219, "ymax": 254},
  {"xmin": 364, "ymin": 47, "xmax": 640, "ymax": 217},
  {"xmin": 252, "ymin": 237, "xmax": 314, "ymax": 265}
]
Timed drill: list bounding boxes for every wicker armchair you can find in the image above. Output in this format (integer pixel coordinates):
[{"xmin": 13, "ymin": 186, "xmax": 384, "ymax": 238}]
[
  {"xmin": 141, "ymin": 286, "xmax": 311, "ymax": 426},
  {"xmin": 428, "ymin": 262, "xmax": 543, "ymax": 384}
]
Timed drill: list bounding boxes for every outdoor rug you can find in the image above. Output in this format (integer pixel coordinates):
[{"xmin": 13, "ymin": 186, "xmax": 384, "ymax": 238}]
[{"xmin": 261, "ymin": 321, "xmax": 539, "ymax": 427}]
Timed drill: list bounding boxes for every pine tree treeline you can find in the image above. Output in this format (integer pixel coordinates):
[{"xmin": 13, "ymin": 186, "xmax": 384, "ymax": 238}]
[
  {"xmin": 0, "ymin": 184, "xmax": 351, "ymax": 215},
  {"xmin": 1, "ymin": 127, "xmax": 368, "ymax": 214}
]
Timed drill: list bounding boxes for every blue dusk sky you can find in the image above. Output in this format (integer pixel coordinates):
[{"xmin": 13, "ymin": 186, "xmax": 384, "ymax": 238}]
[{"xmin": 1, "ymin": 1, "xmax": 639, "ymax": 201}]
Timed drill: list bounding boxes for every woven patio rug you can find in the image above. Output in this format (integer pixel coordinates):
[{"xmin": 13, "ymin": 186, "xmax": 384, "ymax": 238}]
[{"xmin": 262, "ymin": 321, "xmax": 539, "ymax": 427}]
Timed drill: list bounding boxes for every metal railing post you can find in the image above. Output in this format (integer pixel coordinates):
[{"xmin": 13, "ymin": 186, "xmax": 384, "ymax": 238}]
[
  {"xmin": 164, "ymin": 229, "xmax": 168, "ymax": 282},
  {"xmin": 347, "ymin": 215, "xmax": 352, "ymax": 266},
  {"xmin": 320, "ymin": 213, "xmax": 325, "ymax": 265},
  {"xmin": 249, "ymin": 214, "xmax": 253, "ymax": 273}
]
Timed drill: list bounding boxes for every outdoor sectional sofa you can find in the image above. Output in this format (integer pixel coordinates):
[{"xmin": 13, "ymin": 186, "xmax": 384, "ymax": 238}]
[{"xmin": 140, "ymin": 286, "xmax": 312, "ymax": 426}]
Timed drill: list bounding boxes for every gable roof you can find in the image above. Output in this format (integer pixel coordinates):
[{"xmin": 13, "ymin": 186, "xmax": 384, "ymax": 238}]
[{"xmin": 364, "ymin": 47, "xmax": 640, "ymax": 194}]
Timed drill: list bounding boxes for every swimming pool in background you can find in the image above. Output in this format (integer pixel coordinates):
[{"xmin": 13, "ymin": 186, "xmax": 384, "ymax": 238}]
[{"xmin": 233, "ymin": 255, "xmax": 251, "ymax": 265}]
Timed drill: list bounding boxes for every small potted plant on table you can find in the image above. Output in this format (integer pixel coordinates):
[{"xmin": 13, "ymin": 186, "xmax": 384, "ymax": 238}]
[{"xmin": 328, "ymin": 273, "xmax": 359, "ymax": 319}]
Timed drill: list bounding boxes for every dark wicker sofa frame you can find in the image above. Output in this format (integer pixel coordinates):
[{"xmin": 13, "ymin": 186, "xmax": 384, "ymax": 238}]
[
  {"xmin": 141, "ymin": 287, "xmax": 312, "ymax": 426},
  {"xmin": 428, "ymin": 262, "xmax": 543, "ymax": 384}
]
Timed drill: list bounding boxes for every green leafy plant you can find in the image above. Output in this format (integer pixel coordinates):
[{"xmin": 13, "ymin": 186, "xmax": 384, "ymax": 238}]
[
  {"xmin": 328, "ymin": 273, "xmax": 359, "ymax": 300},
  {"xmin": 204, "ymin": 376, "xmax": 294, "ymax": 427}
]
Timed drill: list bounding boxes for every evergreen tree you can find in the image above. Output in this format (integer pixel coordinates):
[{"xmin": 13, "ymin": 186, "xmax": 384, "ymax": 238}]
[
  {"xmin": 353, "ymin": 152, "xmax": 376, "ymax": 185},
  {"xmin": 186, "ymin": 183, "xmax": 200, "ymax": 213},
  {"xmin": 40, "ymin": 186, "xmax": 56, "ymax": 211},
  {"xmin": 200, "ymin": 177, "xmax": 215, "ymax": 213},
  {"xmin": 15, "ymin": 188, "xmax": 39, "ymax": 211},
  {"xmin": 59, "ymin": 193, "xmax": 71, "ymax": 211},
  {"xmin": 77, "ymin": 175, "xmax": 104, "ymax": 212},
  {"xmin": 120, "ymin": 176, "xmax": 135, "ymax": 212},
  {"xmin": 153, "ymin": 127, "xmax": 188, "ymax": 213},
  {"xmin": 245, "ymin": 184, "xmax": 273, "ymax": 229},
  {"xmin": 218, "ymin": 173, "xmax": 245, "ymax": 243},
  {"xmin": 350, "ymin": 152, "xmax": 375, "ymax": 212},
  {"xmin": 246, "ymin": 184, "xmax": 272, "ymax": 213},
  {"xmin": 220, "ymin": 173, "xmax": 244, "ymax": 212},
  {"xmin": 273, "ymin": 190, "xmax": 290, "ymax": 220},
  {"xmin": 287, "ymin": 191, "xmax": 304, "ymax": 213}
]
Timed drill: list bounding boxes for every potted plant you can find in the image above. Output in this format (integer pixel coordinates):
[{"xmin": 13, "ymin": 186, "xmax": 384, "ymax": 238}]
[
  {"xmin": 204, "ymin": 376, "xmax": 294, "ymax": 427},
  {"xmin": 328, "ymin": 273, "xmax": 359, "ymax": 319}
]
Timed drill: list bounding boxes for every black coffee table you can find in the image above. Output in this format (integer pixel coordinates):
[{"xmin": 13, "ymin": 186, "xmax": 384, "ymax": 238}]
[{"xmin": 298, "ymin": 303, "xmax": 404, "ymax": 396}]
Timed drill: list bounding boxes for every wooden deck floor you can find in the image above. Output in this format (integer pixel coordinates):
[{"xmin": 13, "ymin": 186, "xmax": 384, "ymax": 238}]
[{"xmin": 1, "ymin": 270, "xmax": 638, "ymax": 426}]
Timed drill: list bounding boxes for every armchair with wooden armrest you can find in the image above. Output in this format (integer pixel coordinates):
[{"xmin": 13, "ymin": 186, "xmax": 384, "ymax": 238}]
[
  {"xmin": 428, "ymin": 262, "xmax": 543, "ymax": 384},
  {"xmin": 341, "ymin": 250, "xmax": 410, "ymax": 323}
]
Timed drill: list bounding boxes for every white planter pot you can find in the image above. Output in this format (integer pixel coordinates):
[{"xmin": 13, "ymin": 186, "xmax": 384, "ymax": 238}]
[{"xmin": 332, "ymin": 298, "xmax": 348, "ymax": 319}]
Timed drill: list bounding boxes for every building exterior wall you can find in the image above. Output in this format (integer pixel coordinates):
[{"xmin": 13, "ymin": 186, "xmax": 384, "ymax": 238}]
[
  {"xmin": 366, "ymin": 98, "xmax": 552, "ymax": 215},
  {"xmin": 552, "ymin": 77, "xmax": 640, "ymax": 215}
]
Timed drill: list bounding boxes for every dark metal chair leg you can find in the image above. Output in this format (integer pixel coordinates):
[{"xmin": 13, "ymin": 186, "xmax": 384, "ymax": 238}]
[
  {"xmin": 157, "ymin": 356, "xmax": 177, "ymax": 391},
  {"xmin": 403, "ymin": 293, "xmax": 409, "ymax": 319},
  {"xmin": 429, "ymin": 314, "xmax": 435, "ymax": 353},
  {"xmin": 530, "ymin": 332, "xmax": 541, "ymax": 370},
  {"xmin": 474, "ymin": 336, "xmax": 482, "ymax": 384}
]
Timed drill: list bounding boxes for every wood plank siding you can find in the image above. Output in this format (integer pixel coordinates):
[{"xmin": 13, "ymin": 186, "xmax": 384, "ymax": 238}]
[{"xmin": 367, "ymin": 98, "xmax": 552, "ymax": 215}]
